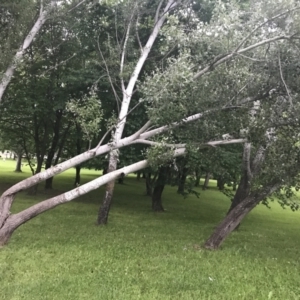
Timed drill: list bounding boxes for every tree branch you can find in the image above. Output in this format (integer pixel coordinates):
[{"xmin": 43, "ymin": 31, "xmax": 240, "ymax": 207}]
[
  {"xmin": 0, "ymin": 0, "xmax": 57, "ymax": 103},
  {"xmin": 97, "ymin": 36, "xmax": 121, "ymax": 111},
  {"xmin": 278, "ymin": 52, "xmax": 293, "ymax": 106},
  {"xmin": 234, "ymin": 6, "xmax": 300, "ymax": 53},
  {"xmin": 194, "ymin": 35, "xmax": 299, "ymax": 80}
]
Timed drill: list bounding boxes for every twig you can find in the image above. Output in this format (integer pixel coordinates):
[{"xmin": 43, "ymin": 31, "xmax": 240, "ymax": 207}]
[
  {"xmin": 278, "ymin": 52, "xmax": 293, "ymax": 106},
  {"xmin": 66, "ymin": 0, "xmax": 87, "ymax": 14},
  {"xmin": 97, "ymin": 36, "xmax": 121, "ymax": 112},
  {"xmin": 155, "ymin": 0, "xmax": 164, "ymax": 24},
  {"xmin": 120, "ymin": 7, "xmax": 136, "ymax": 92},
  {"xmin": 135, "ymin": 15, "xmax": 143, "ymax": 52}
]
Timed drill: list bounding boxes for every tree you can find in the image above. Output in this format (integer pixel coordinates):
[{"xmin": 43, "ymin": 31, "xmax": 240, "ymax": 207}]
[{"xmin": 1, "ymin": 0, "xmax": 300, "ymax": 247}]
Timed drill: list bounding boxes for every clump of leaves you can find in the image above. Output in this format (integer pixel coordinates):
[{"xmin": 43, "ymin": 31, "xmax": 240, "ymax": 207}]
[
  {"xmin": 66, "ymin": 90, "xmax": 103, "ymax": 145},
  {"xmin": 146, "ymin": 141, "xmax": 176, "ymax": 170}
]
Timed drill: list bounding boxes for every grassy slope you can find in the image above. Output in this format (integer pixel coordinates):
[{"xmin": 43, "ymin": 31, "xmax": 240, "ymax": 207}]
[{"xmin": 0, "ymin": 160, "xmax": 300, "ymax": 300}]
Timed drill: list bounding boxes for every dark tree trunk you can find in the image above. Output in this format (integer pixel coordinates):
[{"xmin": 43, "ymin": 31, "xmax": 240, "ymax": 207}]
[
  {"xmin": 228, "ymin": 173, "xmax": 251, "ymax": 214},
  {"xmin": 152, "ymin": 184, "xmax": 165, "ymax": 211},
  {"xmin": 204, "ymin": 196, "xmax": 257, "ymax": 250},
  {"xmin": 74, "ymin": 166, "xmax": 81, "ymax": 186},
  {"xmin": 118, "ymin": 173, "xmax": 124, "ymax": 184},
  {"xmin": 202, "ymin": 172, "xmax": 210, "ymax": 190},
  {"xmin": 177, "ymin": 167, "xmax": 188, "ymax": 194},
  {"xmin": 136, "ymin": 171, "xmax": 141, "ymax": 181},
  {"xmin": 217, "ymin": 176, "xmax": 225, "ymax": 190},
  {"xmin": 195, "ymin": 169, "xmax": 201, "ymax": 187},
  {"xmin": 45, "ymin": 177, "xmax": 54, "ymax": 189},
  {"xmin": 28, "ymin": 158, "xmax": 43, "ymax": 195},
  {"xmin": 44, "ymin": 110, "xmax": 63, "ymax": 190},
  {"xmin": 97, "ymin": 153, "xmax": 118, "ymax": 225},
  {"xmin": 232, "ymin": 181, "xmax": 237, "ymax": 191},
  {"xmin": 44, "ymin": 160, "xmax": 54, "ymax": 189},
  {"xmin": 145, "ymin": 172, "xmax": 153, "ymax": 196},
  {"xmin": 45, "ymin": 122, "xmax": 70, "ymax": 190},
  {"xmin": 14, "ymin": 154, "xmax": 22, "ymax": 172},
  {"xmin": 151, "ymin": 167, "xmax": 169, "ymax": 212}
]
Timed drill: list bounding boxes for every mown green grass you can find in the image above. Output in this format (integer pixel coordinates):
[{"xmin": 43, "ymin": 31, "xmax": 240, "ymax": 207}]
[{"xmin": 1, "ymin": 160, "xmax": 300, "ymax": 299}]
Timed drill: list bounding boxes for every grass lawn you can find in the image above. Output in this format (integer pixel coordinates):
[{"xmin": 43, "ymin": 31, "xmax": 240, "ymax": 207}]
[{"xmin": 0, "ymin": 159, "xmax": 300, "ymax": 299}]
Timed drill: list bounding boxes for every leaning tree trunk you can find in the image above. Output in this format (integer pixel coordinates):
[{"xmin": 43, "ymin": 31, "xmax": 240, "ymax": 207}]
[
  {"xmin": 204, "ymin": 196, "xmax": 257, "ymax": 250},
  {"xmin": 97, "ymin": 152, "xmax": 118, "ymax": 225},
  {"xmin": 14, "ymin": 153, "xmax": 23, "ymax": 172},
  {"xmin": 204, "ymin": 183, "xmax": 280, "ymax": 250},
  {"xmin": 228, "ymin": 173, "xmax": 250, "ymax": 214},
  {"xmin": 226, "ymin": 174, "xmax": 251, "ymax": 232},
  {"xmin": 151, "ymin": 166, "xmax": 169, "ymax": 212},
  {"xmin": 145, "ymin": 172, "xmax": 153, "ymax": 196},
  {"xmin": 0, "ymin": 157, "xmax": 151, "ymax": 246}
]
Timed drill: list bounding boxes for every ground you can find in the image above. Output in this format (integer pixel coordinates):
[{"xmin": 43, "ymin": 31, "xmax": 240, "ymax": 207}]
[{"xmin": 0, "ymin": 160, "xmax": 300, "ymax": 299}]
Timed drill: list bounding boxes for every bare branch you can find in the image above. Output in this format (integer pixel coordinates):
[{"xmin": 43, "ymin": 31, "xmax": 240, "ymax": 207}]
[
  {"xmin": 234, "ymin": 6, "xmax": 300, "ymax": 53},
  {"xmin": 194, "ymin": 35, "xmax": 299, "ymax": 80},
  {"xmin": 97, "ymin": 36, "xmax": 121, "ymax": 111},
  {"xmin": 237, "ymin": 53, "xmax": 266, "ymax": 62},
  {"xmin": 205, "ymin": 139, "xmax": 246, "ymax": 147},
  {"xmin": 67, "ymin": 0, "xmax": 87, "ymax": 14},
  {"xmin": 114, "ymin": 10, "xmax": 121, "ymax": 51},
  {"xmin": 120, "ymin": 6, "xmax": 136, "ymax": 92},
  {"xmin": 135, "ymin": 14, "xmax": 143, "ymax": 52},
  {"xmin": 155, "ymin": 0, "xmax": 164, "ymax": 23},
  {"xmin": 133, "ymin": 139, "xmax": 186, "ymax": 148},
  {"xmin": 38, "ymin": 53, "xmax": 77, "ymax": 77},
  {"xmin": 130, "ymin": 121, "xmax": 152, "ymax": 140},
  {"xmin": 40, "ymin": 0, "xmax": 44, "ymax": 16},
  {"xmin": 278, "ymin": 52, "xmax": 293, "ymax": 106}
]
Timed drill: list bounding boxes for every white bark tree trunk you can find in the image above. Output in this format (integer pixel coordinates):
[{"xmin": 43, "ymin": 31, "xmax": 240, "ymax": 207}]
[
  {"xmin": 0, "ymin": 1, "xmax": 57, "ymax": 102},
  {"xmin": 97, "ymin": 0, "xmax": 178, "ymax": 224}
]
